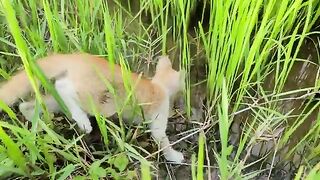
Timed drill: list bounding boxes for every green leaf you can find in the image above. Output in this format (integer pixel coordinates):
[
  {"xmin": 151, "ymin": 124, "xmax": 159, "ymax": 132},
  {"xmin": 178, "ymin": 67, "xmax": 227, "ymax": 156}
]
[
  {"xmin": 57, "ymin": 164, "xmax": 75, "ymax": 180},
  {"xmin": 89, "ymin": 161, "xmax": 107, "ymax": 179},
  {"xmin": 0, "ymin": 126, "xmax": 28, "ymax": 175},
  {"xmin": 113, "ymin": 153, "xmax": 129, "ymax": 172},
  {"xmin": 73, "ymin": 176, "xmax": 87, "ymax": 180},
  {"xmin": 106, "ymin": 167, "xmax": 120, "ymax": 180},
  {"xmin": 0, "ymin": 100, "xmax": 18, "ymax": 120},
  {"xmin": 140, "ymin": 160, "xmax": 151, "ymax": 180},
  {"xmin": 197, "ymin": 131, "xmax": 205, "ymax": 180}
]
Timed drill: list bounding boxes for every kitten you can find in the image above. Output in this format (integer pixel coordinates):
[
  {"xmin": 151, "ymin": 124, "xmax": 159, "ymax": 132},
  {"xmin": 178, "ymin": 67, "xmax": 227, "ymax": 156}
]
[{"xmin": 0, "ymin": 53, "xmax": 185, "ymax": 163}]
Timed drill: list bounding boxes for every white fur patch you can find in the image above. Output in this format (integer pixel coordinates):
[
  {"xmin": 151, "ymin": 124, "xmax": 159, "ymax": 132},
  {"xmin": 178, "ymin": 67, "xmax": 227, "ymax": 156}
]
[{"xmin": 55, "ymin": 78, "xmax": 92, "ymax": 133}]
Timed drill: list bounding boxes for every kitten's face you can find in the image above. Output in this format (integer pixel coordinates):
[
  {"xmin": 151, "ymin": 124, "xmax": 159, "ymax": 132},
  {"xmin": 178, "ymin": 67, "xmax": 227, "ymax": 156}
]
[{"xmin": 154, "ymin": 56, "xmax": 185, "ymax": 96}]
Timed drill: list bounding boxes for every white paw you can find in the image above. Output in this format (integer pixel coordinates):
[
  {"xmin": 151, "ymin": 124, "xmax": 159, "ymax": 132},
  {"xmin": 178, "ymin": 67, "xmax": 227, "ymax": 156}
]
[
  {"xmin": 164, "ymin": 149, "xmax": 184, "ymax": 163},
  {"xmin": 77, "ymin": 120, "xmax": 92, "ymax": 133},
  {"xmin": 75, "ymin": 116, "xmax": 92, "ymax": 133},
  {"xmin": 19, "ymin": 102, "xmax": 35, "ymax": 121}
]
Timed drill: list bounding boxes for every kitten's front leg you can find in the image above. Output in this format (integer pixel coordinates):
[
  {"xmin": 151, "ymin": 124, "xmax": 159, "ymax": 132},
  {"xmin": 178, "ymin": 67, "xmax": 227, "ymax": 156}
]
[
  {"xmin": 150, "ymin": 112, "xmax": 184, "ymax": 163},
  {"xmin": 55, "ymin": 78, "xmax": 92, "ymax": 133}
]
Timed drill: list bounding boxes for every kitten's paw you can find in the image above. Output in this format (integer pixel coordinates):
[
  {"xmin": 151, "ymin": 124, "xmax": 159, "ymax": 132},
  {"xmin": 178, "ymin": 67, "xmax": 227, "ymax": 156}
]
[
  {"xmin": 78, "ymin": 121, "xmax": 92, "ymax": 133},
  {"xmin": 164, "ymin": 149, "xmax": 184, "ymax": 163},
  {"xmin": 19, "ymin": 102, "xmax": 35, "ymax": 121},
  {"xmin": 76, "ymin": 119, "xmax": 92, "ymax": 134}
]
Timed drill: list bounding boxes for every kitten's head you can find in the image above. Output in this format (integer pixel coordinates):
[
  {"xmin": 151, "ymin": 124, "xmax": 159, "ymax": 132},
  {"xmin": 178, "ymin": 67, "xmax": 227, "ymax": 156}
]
[{"xmin": 152, "ymin": 55, "xmax": 185, "ymax": 96}]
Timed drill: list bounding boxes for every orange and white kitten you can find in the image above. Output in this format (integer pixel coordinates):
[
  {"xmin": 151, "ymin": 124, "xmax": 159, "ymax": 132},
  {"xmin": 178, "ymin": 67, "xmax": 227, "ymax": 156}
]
[{"xmin": 0, "ymin": 53, "xmax": 185, "ymax": 163}]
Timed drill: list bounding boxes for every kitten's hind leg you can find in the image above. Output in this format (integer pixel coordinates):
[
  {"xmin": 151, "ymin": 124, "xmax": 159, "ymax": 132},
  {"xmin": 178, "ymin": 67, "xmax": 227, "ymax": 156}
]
[
  {"xmin": 55, "ymin": 78, "xmax": 92, "ymax": 133},
  {"xmin": 150, "ymin": 111, "xmax": 184, "ymax": 163},
  {"xmin": 19, "ymin": 95, "xmax": 60, "ymax": 121}
]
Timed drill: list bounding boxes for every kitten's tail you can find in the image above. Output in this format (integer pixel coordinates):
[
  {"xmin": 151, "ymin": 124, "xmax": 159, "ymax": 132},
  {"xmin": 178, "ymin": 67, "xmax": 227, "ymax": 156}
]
[
  {"xmin": 0, "ymin": 58, "xmax": 64, "ymax": 106},
  {"xmin": 0, "ymin": 70, "xmax": 31, "ymax": 106}
]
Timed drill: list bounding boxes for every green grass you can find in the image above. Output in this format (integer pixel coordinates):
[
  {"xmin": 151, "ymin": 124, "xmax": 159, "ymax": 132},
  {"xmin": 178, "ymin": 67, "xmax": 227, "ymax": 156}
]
[{"xmin": 0, "ymin": 0, "xmax": 320, "ymax": 179}]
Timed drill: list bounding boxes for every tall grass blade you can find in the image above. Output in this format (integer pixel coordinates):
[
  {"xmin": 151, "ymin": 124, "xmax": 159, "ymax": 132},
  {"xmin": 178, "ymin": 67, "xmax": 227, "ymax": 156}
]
[
  {"xmin": 196, "ymin": 131, "xmax": 205, "ymax": 180},
  {"xmin": 0, "ymin": 126, "xmax": 28, "ymax": 176}
]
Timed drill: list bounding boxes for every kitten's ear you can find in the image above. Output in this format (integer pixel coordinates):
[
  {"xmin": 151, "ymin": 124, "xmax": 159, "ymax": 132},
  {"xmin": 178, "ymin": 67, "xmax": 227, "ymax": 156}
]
[{"xmin": 156, "ymin": 55, "xmax": 172, "ymax": 72}]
